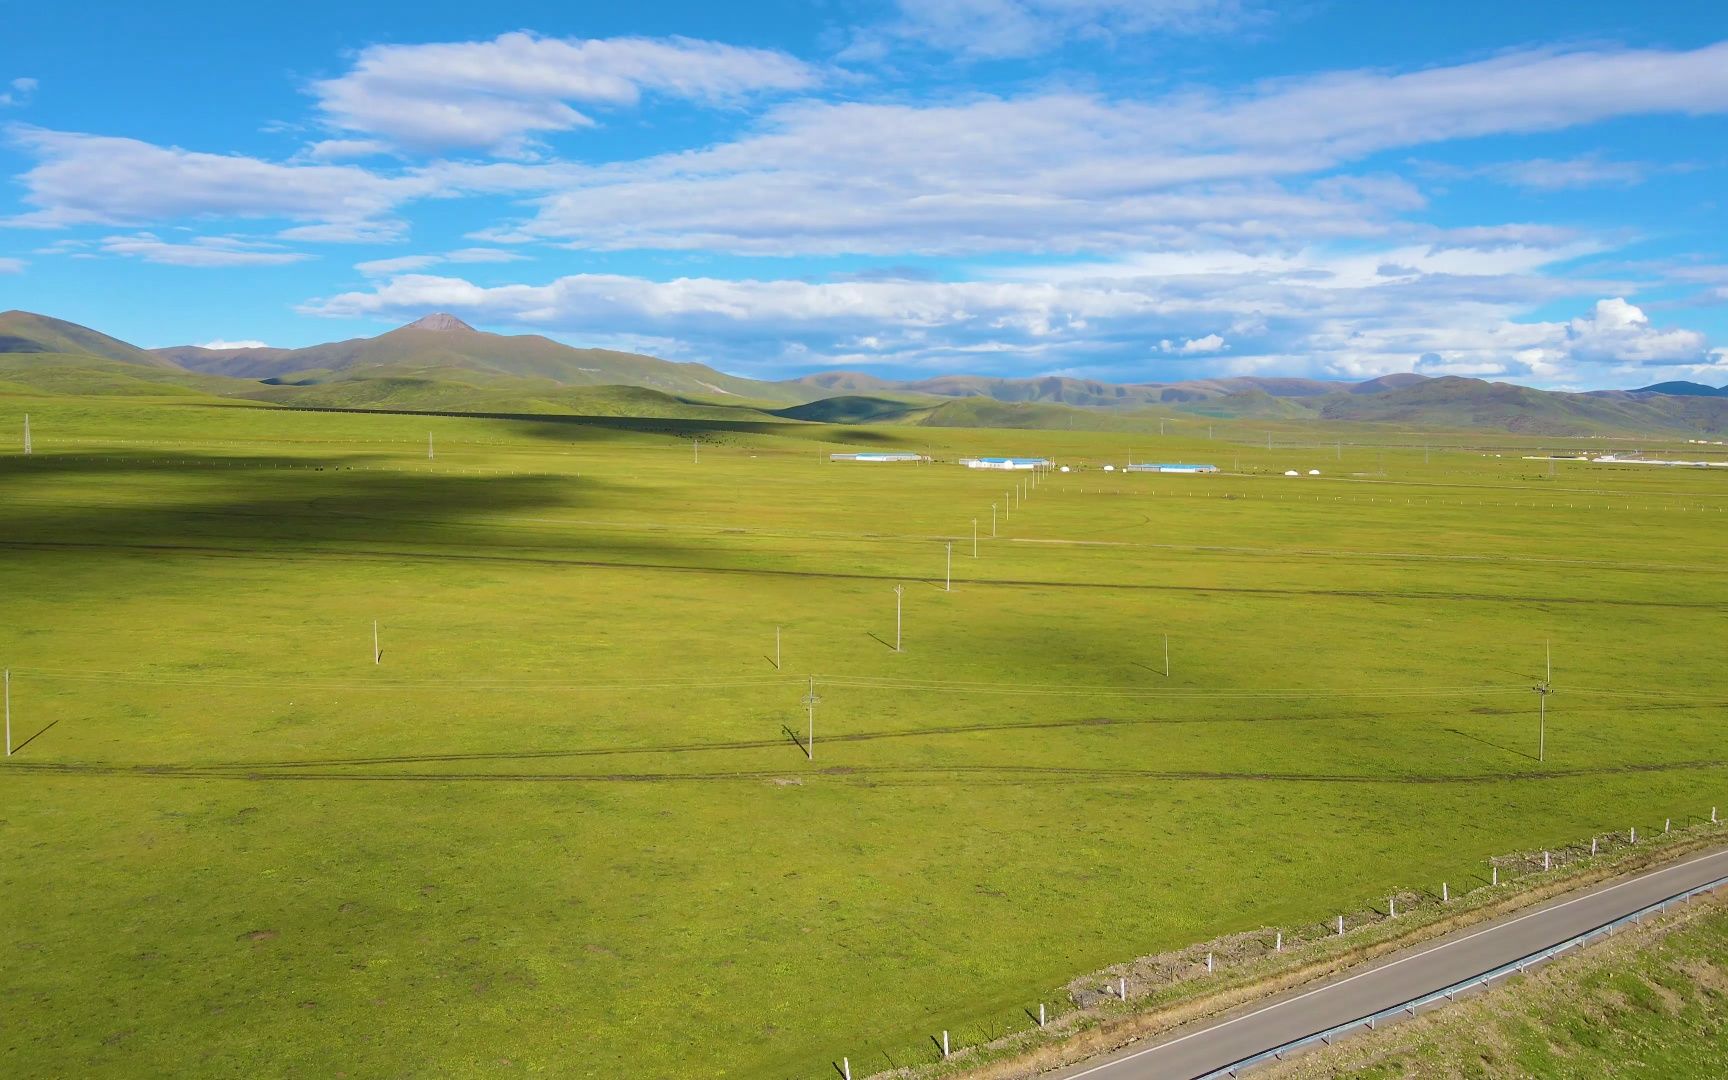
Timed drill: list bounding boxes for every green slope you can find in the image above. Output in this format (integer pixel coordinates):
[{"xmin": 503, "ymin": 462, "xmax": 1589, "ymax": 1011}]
[
  {"xmin": 0, "ymin": 310, "xmax": 182, "ymax": 369},
  {"xmin": 159, "ymin": 316, "xmax": 813, "ymax": 405},
  {"xmin": 0, "ymin": 354, "xmax": 260, "ymax": 400}
]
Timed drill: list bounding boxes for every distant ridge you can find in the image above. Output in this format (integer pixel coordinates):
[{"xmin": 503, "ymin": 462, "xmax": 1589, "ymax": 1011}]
[
  {"xmin": 2, "ymin": 309, "xmax": 1727, "ymax": 435},
  {"xmin": 1634, "ymin": 381, "xmax": 1728, "ymax": 398}
]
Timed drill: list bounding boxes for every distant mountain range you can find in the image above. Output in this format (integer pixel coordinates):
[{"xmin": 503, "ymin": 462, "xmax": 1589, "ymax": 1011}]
[{"xmin": 2, "ymin": 308, "xmax": 1726, "ymax": 436}]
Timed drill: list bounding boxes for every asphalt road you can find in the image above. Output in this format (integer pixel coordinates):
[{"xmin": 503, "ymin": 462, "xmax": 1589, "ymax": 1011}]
[{"xmin": 1047, "ymin": 845, "xmax": 1728, "ymax": 1080}]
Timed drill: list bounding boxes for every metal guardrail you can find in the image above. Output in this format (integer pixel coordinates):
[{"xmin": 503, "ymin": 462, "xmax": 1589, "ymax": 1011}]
[{"xmin": 1199, "ymin": 872, "xmax": 1728, "ymax": 1079}]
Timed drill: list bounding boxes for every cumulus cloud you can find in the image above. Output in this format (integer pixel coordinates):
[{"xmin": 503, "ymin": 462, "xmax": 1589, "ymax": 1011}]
[
  {"xmin": 1159, "ymin": 333, "xmax": 1227, "ymax": 354},
  {"xmin": 299, "ymin": 236, "xmax": 1684, "ymax": 384},
  {"xmin": 200, "ymin": 339, "xmax": 272, "ymax": 350},
  {"xmin": 849, "ymin": 0, "xmax": 1255, "ymax": 60},
  {"xmin": 1562, "ymin": 297, "xmax": 1709, "ymax": 364},
  {"xmin": 312, "ymin": 32, "xmax": 818, "ymax": 154},
  {"xmin": 99, "ymin": 233, "xmax": 313, "ymax": 267},
  {"xmin": 0, "ymin": 257, "xmax": 24, "ymax": 273}
]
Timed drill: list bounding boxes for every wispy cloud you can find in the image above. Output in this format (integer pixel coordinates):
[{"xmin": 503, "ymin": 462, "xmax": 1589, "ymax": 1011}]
[
  {"xmin": 1419, "ymin": 154, "xmax": 1652, "ymax": 191},
  {"xmin": 312, "ymin": 32, "xmax": 818, "ymax": 155},
  {"xmin": 354, "ymin": 247, "xmax": 531, "ymax": 276},
  {"xmin": 6, "ymin": 128, "xmax": 427, "ymax": 238},
  {"xmin": 0, "ymin": 77, "xmax": 37, "ymax": 107},
  {"xmin": 100, "ymin": 233, "xmax": 313, "ymax": 267},
  {"xmin": 845, "ymin": 0, "xmax": 1258, "ymax": 60},
  {"xmin": 486, "ymin": 42, "xmax": 1728, "ymax": 256}
]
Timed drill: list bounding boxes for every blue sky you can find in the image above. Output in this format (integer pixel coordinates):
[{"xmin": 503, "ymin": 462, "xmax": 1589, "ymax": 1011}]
[{"xmin": 3, "ymin": 0, "xmax": 1727, "ymax": 388}]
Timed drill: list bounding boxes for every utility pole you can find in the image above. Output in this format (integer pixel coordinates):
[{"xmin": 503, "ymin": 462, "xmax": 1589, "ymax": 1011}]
[
  {"xmin": 945, "ymin": 542, "xmax": 952, "ymax": 592},
  {"xmin": 4, "ymin": 668, "xmax": 10, "ymax": 756},
  {"xmin": 428, "ymin": 433, "xmax": 435, "ymax": 460},
  {"xmin": 893, "ymin": 585, "xmax": 904, "ymax": 652},
  {"xmin": 775, "ymin": 626, "xmax": 781, "ymax": 670},
  {"xmin": 972, "ymin": 519, "xmax": 978, "ymax": 557},
  {"xmin": 801, "ymin": 676, "xmax": 820, "ymax": 760},
  {"xmin": 1163, "ymin": 635, "xmax": 1170, "ymax": 678},
  {"xmin": 692, "ymin": 438, "xmax": 699, "ymax": 464},
  {"xmin": 1266, "ymin": 431, "xmax": 1272, "ymax": 450},
  {"xmin": 992, "ymin": 504, "xmax": 998, "ymax": 536},
  {"xmin": 1533, "ymin": 640, "xmax": 1552, "ymax": 762},
  {"xmin": 373, "ymin": 620, "xmax": 380, "ymax": 665},
  {"xmin": 22, "ymin": 414, "xmax": 30, "ymax": 456}
]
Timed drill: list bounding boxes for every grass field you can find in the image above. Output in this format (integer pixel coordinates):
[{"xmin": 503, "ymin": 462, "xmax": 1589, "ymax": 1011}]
[{"xmin": 1, "ymin": 395, "xmax": 1725, "ymax": 1077}]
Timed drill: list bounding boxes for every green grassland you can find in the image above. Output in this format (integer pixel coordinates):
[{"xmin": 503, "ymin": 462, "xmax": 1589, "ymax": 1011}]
[
  {"xmin": 0, "ymin": 393, "xmax": 1725, "ymax": 1077},
  {"xmin": 1263, "ymin": 893, "xmax": 1728, "ymax": 1079}
]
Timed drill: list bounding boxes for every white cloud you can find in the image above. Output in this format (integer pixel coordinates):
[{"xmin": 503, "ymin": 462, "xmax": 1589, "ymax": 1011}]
[
  {"xmin": 303, "ymin": 138, "xmax": 392, "ymax": 161},
  {"xmin": 99, "ymin": 233, "xmax": 313, "ymax": 267},
  {"xmin": 445, "ymin": 247, "xmax": 531, "ymax": 264},
  {"xmin": 298, "ymin": 242, "xmax": 1712, "ymax": 387},
  {"xmin": 1423, "ymin": 155, "xmax": 1650, "ymax": 191},
  {"xmin": 199, "ymin": 339, "xmax": 272, "ymax": 350},
  {"xmin": 0, "ymin": 77, "xmax": 37, "ymax": 107},
  {"xmin": 5, "ymin": 128, "xmax": 428, "ymax": 237},
  {"xmin": 312, "ymin": 32, "xmax": 818, "ymax": 154},
  {"xmin": 1563, "ymin": 297, "xmax": 1709, "ymax": 364},
  {"xmin": 1162, "ymin": 333, "xmax": 1226, "ymax": 354},
  {"xmin": 355, "ymin": 247, "xmax": 531, "ymax": 276},
  {"xmin": 849, "ymin": 0, "xmax": 1254, "ymax": 60},
  {"xmin": 355, "ymin": 255, "xmax": 439, "ymax": 276},
  {"xmin": 491, "ymin": 41, "xmax": 1728, "ymax": 256},
  {"xmin": 0, "ymin": 257, "xmax": 24, "ymax": 273},
  {"xmin": 12, "ymin": 42, "xmax": 1728, "ymax": 265}
]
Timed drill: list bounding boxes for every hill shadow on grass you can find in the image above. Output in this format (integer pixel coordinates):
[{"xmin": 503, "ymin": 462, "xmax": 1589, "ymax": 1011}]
[{"xmin": 173, "ymin": 400, "xmax": 919, "ymax": 449}]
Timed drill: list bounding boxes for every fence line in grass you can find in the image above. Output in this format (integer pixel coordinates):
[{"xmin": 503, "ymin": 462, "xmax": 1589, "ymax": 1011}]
[{"xmin": 838, "ymin": 810, "xmax": 1726, "ymax": 1077}]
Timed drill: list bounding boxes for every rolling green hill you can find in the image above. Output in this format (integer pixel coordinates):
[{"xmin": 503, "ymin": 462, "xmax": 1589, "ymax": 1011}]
[
  {"xmin": 158, "ymin": 314, "xmax": 810, "ymax": 404},
  {"xmin": 0, "ymin": 354, "xmax": 261, "ymax": 400},
  {"xmin": 0, "ymin": 310, "xmax": 182, "ymax": 369}
]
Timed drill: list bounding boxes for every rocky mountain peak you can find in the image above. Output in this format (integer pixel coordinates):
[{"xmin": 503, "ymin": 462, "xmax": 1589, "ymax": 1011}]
[{"xmin": 401, "ymin": 313, "xmax": 476, "ymax": 333}]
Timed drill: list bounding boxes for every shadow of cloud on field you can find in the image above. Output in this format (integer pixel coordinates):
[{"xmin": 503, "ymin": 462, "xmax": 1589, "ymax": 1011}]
[{"xmin": 0, "ymin": 450, "xmax": 693, "ymax": 575}]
